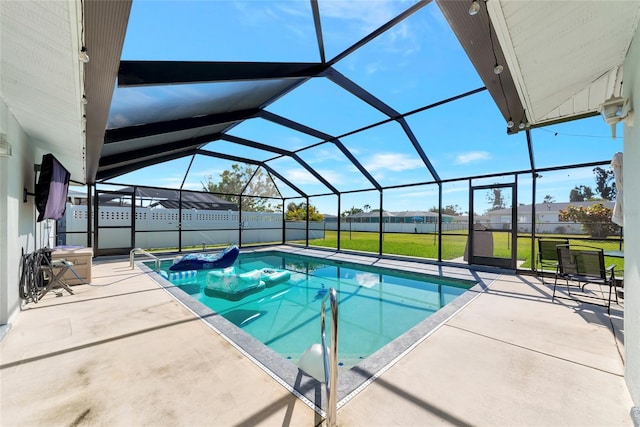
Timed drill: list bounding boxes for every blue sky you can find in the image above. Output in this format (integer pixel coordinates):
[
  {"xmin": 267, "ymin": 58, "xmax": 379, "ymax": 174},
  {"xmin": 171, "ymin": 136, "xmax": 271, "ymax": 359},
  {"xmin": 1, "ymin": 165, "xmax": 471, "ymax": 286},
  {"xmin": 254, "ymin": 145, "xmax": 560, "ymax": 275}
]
[{"xmin": 106, "ymin": 1, "xmax": 622, "ymax": 215}]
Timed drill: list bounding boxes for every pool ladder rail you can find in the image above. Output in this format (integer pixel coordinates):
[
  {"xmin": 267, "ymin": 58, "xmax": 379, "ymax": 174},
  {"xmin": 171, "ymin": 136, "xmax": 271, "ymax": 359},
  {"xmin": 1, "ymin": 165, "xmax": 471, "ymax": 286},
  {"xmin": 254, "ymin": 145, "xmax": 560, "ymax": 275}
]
[
  {"xmin": 320, "ymin": 287, "xmax": 339, "ymax": 427},
  {"xmin": 129, "ymin": 248, "xmax": 160, "ymax": 271}
]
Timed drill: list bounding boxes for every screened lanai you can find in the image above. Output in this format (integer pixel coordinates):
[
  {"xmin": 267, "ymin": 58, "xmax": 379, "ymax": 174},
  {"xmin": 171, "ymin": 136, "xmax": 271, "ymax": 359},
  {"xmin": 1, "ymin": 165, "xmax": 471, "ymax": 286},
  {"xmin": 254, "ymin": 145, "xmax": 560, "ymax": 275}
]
[
  {"xmin": 73, "ymin": 0, "xmax": 624, "ymax": 271},
  {"xmin": 3, "ymin": 0, "xmax": 640, "ymax": 424}
]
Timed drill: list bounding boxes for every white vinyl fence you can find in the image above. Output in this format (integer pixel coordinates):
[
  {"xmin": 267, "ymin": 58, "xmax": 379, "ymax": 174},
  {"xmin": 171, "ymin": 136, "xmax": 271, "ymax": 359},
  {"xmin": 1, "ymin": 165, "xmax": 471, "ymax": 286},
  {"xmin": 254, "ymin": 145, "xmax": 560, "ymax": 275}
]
[{"xmin": 60, "ymin": 205, "xmax": 325, "ymax": 250}]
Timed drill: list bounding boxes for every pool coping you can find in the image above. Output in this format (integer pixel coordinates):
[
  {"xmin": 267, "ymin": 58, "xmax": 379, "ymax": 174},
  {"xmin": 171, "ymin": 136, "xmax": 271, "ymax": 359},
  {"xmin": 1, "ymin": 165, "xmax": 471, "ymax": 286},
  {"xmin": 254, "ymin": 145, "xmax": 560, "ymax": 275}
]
[{"xmin": 138, "ymin": 246, "xmax": 503, "ymax": 415}]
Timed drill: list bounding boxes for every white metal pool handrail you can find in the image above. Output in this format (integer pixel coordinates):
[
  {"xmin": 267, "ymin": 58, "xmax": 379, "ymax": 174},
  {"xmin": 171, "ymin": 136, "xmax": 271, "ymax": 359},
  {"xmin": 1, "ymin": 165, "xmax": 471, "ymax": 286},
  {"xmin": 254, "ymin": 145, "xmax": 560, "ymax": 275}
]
[
  {"xmin": 129, "ymin": 248, "xmax": 159, "ymax": 271},
  {"xmin": 320, "ymin": 288, "xmax": 338, "ymax": 427}
]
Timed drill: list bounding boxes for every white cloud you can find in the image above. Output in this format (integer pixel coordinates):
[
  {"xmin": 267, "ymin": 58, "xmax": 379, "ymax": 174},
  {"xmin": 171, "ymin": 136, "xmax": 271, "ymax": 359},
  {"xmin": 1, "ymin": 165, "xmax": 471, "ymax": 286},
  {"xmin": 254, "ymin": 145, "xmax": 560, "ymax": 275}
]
[
  {"xmin": 285, "ymin": 135, "xmax": 308, "ymax": 150},
  {"xmin": 303, "ymin": 147, "xmax": 346, "ymax": 164},
  {"xmin": 443, "ymin": 186, "xmax": 468, "ymax": 195},
  {"xmin": 365, "ymin": 61, "xmax": 384, "ymax": 75},
  {"xmin": 182, "ymin": 182, "xmax": 204, "ymax": 191},
  {"xmin": 454, "ymin": 151, "xmax": 491, "ymax": 165},
  {"xmin": 365, "ymin": 153, "xmax": 424, "ymax": 172},
  {"xmin": 373, "ymin": 171, "xmax": 386, "ymax": 181},
  {"xmin": 284, "ymin": 168, "xmax": 341, "ymax": 185},
  {"xmin": 397, "ymin": 188, "xmax": 439, "ymax": 198},
  {"xmin": 318, "ymin": 2, "xmax": 396, "ymax": 33}
]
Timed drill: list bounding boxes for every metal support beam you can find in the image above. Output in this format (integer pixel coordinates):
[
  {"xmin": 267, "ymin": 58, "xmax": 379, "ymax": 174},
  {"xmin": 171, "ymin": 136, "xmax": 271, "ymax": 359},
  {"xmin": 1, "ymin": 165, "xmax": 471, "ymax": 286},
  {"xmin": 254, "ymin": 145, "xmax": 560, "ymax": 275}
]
[
  {"xmin": 328, "ymin": 0, "xmax": 432, "ymax": 66},
  {"xmin": 261, "ymin": 164, "xmax": 307, "ymax": 198},
  {"xmin": 118, "ymin": 61, "xmax": 325, "ymax": 86},
  {"xmin": 292, "ymin": 153, "xmax": 340, "ymax": 195},
  {"xmin": 105, "ymin": 109, "xmax": 259, "ymax": 143},
  {"xmin": 526, "ymin": 129, "xmax": 535, "ymax": 172},
  {"xmin": 260, "ymin": 110, "xmax": 334, "ymax": 141},
  {"xmin": 379, "ymin": 191, "xmax": 384, "ymax": 256},
  {"xmin": 306, "ymin": 196, "xmax": 310, "ymax": 247},
  {"xmin": 325, "ymin": 68, "xmax": 399, "ymax": 117},
  {"xmin": 437, "ymin": 183, "xmax": 443, "ymax": 262},
  {"xmin": 238, "ymin": 195, "xmax": 243, "ymax": 247},
  {"xmin": 99, "ymin": 142, "xmax": 200, "ymax": 171},
  {"xmin": 260, "ymin": 110, "xmax": 381, "ymax": 191},
  {"xmin": 398, "ymin": 118, "xmax": 441, "ymax": 182},
  {"xmin": 337, "ymin": 195, "xmax": 341, "ymax": 251},
  {"xmin": 97, "ymin": 151, "xmax": 196, "ymax": 181},
  {"xmin": 195, "ymin": 149, "xmax": 263, "ymax": 166},
  {"xmin": 332, "ymin": 140, "xmax": 381, "ymax": 191},
  {"xmin": 326, "ymin": 68, "xmax": 440, "ymax": 183},
  {"xmin": 199, "ymin": 148, "xmax": 307, "ymax": 198},
  {"xmin": 221, "ymin": 134, "xmax": 340, "ymax": 194},
  {"xmin": 87, "ymin": 184, "xmax": 93, "ymax": 247},
  {"xmin": 221, "ymin": 134, "xmax": 291, "ymax": 156},
  {"xmin": 310, "ymin": 0, "xmax": 326, "ymax": 63}
]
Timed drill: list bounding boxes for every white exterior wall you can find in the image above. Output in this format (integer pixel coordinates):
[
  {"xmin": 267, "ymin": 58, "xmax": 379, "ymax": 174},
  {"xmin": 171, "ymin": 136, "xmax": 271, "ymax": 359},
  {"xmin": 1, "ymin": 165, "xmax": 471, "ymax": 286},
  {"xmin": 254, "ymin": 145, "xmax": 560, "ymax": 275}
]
[
  {"xmin": 0, "ymin": 99, "xmax": 37, "ymax": 327},
  {"xmin": 623, "ymin": 22, "xmax": 640, "ymax": 408}
]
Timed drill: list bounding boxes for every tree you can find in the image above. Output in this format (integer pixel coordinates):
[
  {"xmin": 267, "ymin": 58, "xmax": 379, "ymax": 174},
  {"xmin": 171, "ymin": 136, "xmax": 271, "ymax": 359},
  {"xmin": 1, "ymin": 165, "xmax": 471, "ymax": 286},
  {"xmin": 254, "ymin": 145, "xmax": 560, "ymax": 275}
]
[
  {"xmin": 486, "ymin": 187, "xmax": 506, "ymax": 212},
  {"xmin": 542, "ymin": 194, "xmax": 555, "ymax": 204},
  {"xmin": 593, "ymin": 166, "xmax": 616, "ymax": 200},
  {"xmin": 559, "ymin": 203, "xmax": 619, "ymax": 238},
  {"xmin": 429, "ymin": 204, "xmax": 462, "ymax": 216},
  {"xmin": 285, "ymin": 202, "xmax": 324, "ymax": 221},
  {"xmin": 569, "ymin": 185, "xmax": 594, "ymax": 202},
  {"xmin": 363, "ymin": 204, "xmax": 371, "ymax": 213},
  {"xmin": 341, "ymin": 206, "xmax": 364, "ymax": 218},
  {"xmin": 202, "ymin": 164, "xmax": 280, "ymax": 212}
]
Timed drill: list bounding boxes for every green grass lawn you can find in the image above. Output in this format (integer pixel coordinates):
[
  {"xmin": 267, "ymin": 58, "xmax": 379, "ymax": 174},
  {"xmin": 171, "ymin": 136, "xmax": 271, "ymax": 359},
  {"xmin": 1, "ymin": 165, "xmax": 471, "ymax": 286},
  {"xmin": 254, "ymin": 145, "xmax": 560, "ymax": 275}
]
[{"xmin": 298, "ymin": 230, "xmax": 624, "ymax": 273}]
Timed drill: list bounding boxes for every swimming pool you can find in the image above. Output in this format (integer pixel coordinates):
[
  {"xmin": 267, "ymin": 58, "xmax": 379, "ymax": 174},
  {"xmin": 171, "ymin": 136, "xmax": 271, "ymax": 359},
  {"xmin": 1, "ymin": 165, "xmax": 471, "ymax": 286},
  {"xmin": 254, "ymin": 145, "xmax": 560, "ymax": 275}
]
[
  {"xmin": 157, "ymin": 251, "xmax": 472, "ymax": 369},
  {"xmin": 145, "ymin": 249, "xmax": 487, "ymax": 408}
]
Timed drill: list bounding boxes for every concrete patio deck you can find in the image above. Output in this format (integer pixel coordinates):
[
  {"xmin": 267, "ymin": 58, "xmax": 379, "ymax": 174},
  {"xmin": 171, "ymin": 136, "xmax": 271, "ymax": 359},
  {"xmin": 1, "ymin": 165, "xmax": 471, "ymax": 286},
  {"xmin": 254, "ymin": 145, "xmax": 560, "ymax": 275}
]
[{"xmin": 0, "ymin": 248, "xmax": 632, "ymax": 426}]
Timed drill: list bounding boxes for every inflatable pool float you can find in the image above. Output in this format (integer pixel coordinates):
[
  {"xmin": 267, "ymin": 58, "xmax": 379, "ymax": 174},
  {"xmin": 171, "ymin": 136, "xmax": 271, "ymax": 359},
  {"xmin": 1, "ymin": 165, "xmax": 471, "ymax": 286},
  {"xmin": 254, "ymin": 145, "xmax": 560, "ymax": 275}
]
[
  {"xmin": 204, "ymin": 268, "xmax": 265, "ymax": 300},
  {"xmin": 170, "ymin": 245, "xmax": 239, "ymax": 271},
  {"xmin": 160, "ymin": 269, "xmax": 198, "ymax": 281},
  {"xmin": 258, "ymin": 268, "xmax": 291, "ymax": 287}
]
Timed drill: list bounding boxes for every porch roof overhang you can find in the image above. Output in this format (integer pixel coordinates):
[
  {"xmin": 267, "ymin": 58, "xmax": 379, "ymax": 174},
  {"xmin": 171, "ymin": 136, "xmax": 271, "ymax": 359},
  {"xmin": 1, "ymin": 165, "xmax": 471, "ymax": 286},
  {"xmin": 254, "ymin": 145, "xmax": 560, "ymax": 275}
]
[
  {"xmin": 438, "ymin": 0, "xmax": 640, "ymax": 133},
  {"xmin": 0, "ymin": 0, "xmax": 131, "ymax": 184}
]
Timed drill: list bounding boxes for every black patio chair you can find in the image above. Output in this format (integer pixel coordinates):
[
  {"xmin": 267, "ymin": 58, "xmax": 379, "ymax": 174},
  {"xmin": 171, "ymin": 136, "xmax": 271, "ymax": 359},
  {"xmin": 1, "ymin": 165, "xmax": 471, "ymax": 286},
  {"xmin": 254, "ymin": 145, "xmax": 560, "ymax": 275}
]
[
  {"xmin": 553, "ymin": 244, "xmax": 618, "ymax": 313},
  {"xmin": 537, "ymin": 238, "xmax": 569, "ymax": 281}
]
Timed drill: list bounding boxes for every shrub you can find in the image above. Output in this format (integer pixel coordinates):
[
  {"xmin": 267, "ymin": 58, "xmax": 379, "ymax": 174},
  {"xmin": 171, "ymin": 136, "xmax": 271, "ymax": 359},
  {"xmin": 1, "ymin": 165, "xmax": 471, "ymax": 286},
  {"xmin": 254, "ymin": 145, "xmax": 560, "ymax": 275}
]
[{"xmin": 559, "ymin": 203, "xmax": 619, "ymax": 238}]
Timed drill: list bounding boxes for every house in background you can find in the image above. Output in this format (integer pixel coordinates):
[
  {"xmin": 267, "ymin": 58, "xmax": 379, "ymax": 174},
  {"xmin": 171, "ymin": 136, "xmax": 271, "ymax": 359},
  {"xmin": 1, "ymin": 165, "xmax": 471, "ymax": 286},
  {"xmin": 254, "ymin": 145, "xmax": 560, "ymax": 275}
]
[
  {"xmin": 345, "ymin": 210, "xmax": 455, "ymax": 224},
  {"xmin": 98, "ymin": 186, "xmax": 239, "ymax": 210},
  {"xmin": 486, "ymin": 201, "xmax": 616, "ymax": 234}
]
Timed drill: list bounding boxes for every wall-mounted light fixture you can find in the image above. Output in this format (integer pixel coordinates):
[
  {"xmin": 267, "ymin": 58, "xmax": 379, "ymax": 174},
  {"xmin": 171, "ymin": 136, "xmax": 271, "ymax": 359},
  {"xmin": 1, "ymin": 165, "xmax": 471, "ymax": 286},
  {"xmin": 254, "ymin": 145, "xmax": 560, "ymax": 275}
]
[
  {"xmin": 0, "ymin": 133, "xmax": 12, "ymax": 158},
  {"xmin": 599, "ymin": 96, "xmax": 634, "ymax": 139},
  {"xmin": 79, "ymin": 46, "xmax": 90, "ymax": 63},
  {"xmin": 469, "ymin": 0, "xmax": 480, "ymax": 15}
]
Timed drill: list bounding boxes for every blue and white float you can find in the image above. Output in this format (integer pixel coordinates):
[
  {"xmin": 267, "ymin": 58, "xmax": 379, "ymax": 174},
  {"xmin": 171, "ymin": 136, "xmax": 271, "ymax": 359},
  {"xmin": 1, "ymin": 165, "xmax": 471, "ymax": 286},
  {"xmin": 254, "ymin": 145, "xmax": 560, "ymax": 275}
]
[
  {"xmin": 169, "ymin": 245, "xmax": 239, "ymax": 271},
  {"xmin": 160, "ymin": 269, "xmax": 198, "ymax": 281},
  {"xmin": 204, "ymin": 267, "xmax": 265, "ymax": 300},
  {"xmin": 204, "ymin": 267, "xmax": 291, "ymax": 300},
  {"xmin": 257, "ymin": 268, "xmax": 291, "ymax": 286}
]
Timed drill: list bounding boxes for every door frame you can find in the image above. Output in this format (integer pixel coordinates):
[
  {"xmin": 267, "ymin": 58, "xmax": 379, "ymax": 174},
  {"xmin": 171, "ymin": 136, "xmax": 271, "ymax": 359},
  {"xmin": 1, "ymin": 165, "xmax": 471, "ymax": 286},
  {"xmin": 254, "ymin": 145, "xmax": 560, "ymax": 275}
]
[
  {"xmin": 94, "ymin": 189, "xmax": 136, "ymax": 256},
  {"xmin": 468, "ymin": 182, "xmax": 517, "ymax": 269}
]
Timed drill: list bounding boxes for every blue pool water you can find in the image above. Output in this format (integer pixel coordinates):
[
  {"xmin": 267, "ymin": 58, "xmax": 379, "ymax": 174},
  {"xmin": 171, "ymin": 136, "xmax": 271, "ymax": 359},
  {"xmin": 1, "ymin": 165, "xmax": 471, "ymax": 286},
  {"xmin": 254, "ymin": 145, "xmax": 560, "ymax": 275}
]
[{"xmin": 153, "ymin": 252, "xmax": 474, "ymax": 369}]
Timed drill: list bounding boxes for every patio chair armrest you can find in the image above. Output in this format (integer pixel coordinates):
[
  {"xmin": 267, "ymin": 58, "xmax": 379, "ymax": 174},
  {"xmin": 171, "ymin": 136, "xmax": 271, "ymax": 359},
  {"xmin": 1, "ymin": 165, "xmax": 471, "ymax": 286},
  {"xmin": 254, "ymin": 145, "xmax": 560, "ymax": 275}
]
[{"xmin": 606, "ymin": 264, "xmax": 616, "ymax": 280}]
